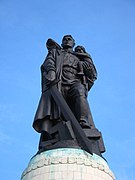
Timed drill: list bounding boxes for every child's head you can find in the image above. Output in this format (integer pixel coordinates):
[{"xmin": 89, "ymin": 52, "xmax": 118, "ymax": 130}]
[{"xmin": 75, "ymin": 45, "xmax": 86, "ymax": 53}]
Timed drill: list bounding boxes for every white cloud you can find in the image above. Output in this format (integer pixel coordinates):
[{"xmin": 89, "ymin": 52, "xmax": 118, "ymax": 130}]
[{"xmin": 0, "ymin": 130, "xmax": 15, "ymax": 145}]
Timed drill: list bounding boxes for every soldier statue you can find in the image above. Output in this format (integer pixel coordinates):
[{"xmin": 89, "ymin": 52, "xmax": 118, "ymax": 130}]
[{"xmin": 33, "ymin": 35, "xmax": 105, "ymax": 156}]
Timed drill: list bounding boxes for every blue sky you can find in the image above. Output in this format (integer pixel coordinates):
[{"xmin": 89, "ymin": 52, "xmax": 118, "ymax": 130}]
[{"xmin": 0, "ymin": 0, "xmax": 135, "ymax": 179}]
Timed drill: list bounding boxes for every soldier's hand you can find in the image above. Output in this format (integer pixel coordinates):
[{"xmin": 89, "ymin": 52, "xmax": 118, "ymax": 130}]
[
  {"xmin": 46, "ymin": 70, "xmax": 56, "ymax": 81},
  {"xmin": 82, "ymin": 62, "xmax": 92, "ymax": 71}
]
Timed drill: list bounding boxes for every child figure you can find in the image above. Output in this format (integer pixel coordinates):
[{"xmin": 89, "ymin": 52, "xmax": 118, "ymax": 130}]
[
  {"xmin": 74, "ymin": 45, "xmax": 91, "ymax": 75},
  {"xmin": 74, "ymin": 45, "xmax": 97, "ymax": 89}
]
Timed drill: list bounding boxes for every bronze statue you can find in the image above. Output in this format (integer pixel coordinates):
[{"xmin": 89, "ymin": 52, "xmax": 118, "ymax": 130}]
[{"xmin": 33, "ymin": 35, "xmax": 105, "ymax": 156}]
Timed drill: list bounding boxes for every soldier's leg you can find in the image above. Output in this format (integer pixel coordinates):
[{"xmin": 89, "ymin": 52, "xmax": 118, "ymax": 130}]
[{"xmin": 68, "ymin": 83, "xmax": 94, "ymax": 128}]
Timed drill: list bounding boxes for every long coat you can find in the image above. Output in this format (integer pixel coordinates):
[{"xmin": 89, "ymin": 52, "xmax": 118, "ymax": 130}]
[{"xmin": 33, "ymin": 48, "xmax": 97, "ymax": 133}]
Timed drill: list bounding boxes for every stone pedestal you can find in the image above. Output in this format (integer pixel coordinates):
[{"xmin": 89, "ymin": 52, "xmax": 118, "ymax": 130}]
[{"xmin": 21, "ymin": 148, "xmax": 115, "ymax": 180}]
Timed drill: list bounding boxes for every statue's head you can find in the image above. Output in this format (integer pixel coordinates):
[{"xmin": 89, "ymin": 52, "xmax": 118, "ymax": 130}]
[
  {"xmin": 61, "ymin": 35, "xmax": 75, "ymax": 49},
  {"xmin": 75, "ymin": 45, "xmax": 86, "ymax": 53}
]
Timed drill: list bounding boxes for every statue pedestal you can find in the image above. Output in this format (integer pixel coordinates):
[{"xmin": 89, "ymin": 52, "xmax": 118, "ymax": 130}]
[{"xmin": 21, "ymin": 148, "xmax": 115, "ymax": 180}]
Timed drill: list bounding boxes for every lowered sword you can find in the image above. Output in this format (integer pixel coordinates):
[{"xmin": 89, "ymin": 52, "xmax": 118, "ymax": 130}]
[{"xmin": 48, "ymin": 82, "xmax": 93, "ymax": 154}]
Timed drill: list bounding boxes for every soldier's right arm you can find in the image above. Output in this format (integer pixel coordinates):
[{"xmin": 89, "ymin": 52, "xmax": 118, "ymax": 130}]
[{"xmin": 41, "ymin": 49, "xmax": 56, "ymax": 83}]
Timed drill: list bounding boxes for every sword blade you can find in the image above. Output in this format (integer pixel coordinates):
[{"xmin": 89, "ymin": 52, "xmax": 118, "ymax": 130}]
[{"xmin": 50, "ymin": 86, "xmax": 92, "ymax": 154}]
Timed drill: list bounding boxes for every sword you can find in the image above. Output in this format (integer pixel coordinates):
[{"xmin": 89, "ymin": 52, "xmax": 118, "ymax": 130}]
[{"xmin": 49, "ymin": 85, "xmax": 92, "ymax": 154}]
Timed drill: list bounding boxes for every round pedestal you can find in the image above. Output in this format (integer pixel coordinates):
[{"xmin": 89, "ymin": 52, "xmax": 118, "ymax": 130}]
[{"xmin": 21, "ymin": 148, "xmax": 115, "ymax": 180}]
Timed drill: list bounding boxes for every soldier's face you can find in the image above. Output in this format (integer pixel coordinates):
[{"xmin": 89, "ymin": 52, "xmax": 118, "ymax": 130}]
[{"xmin": 62, "ymin": 36, "xmax": 75, "ymax": 48}]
